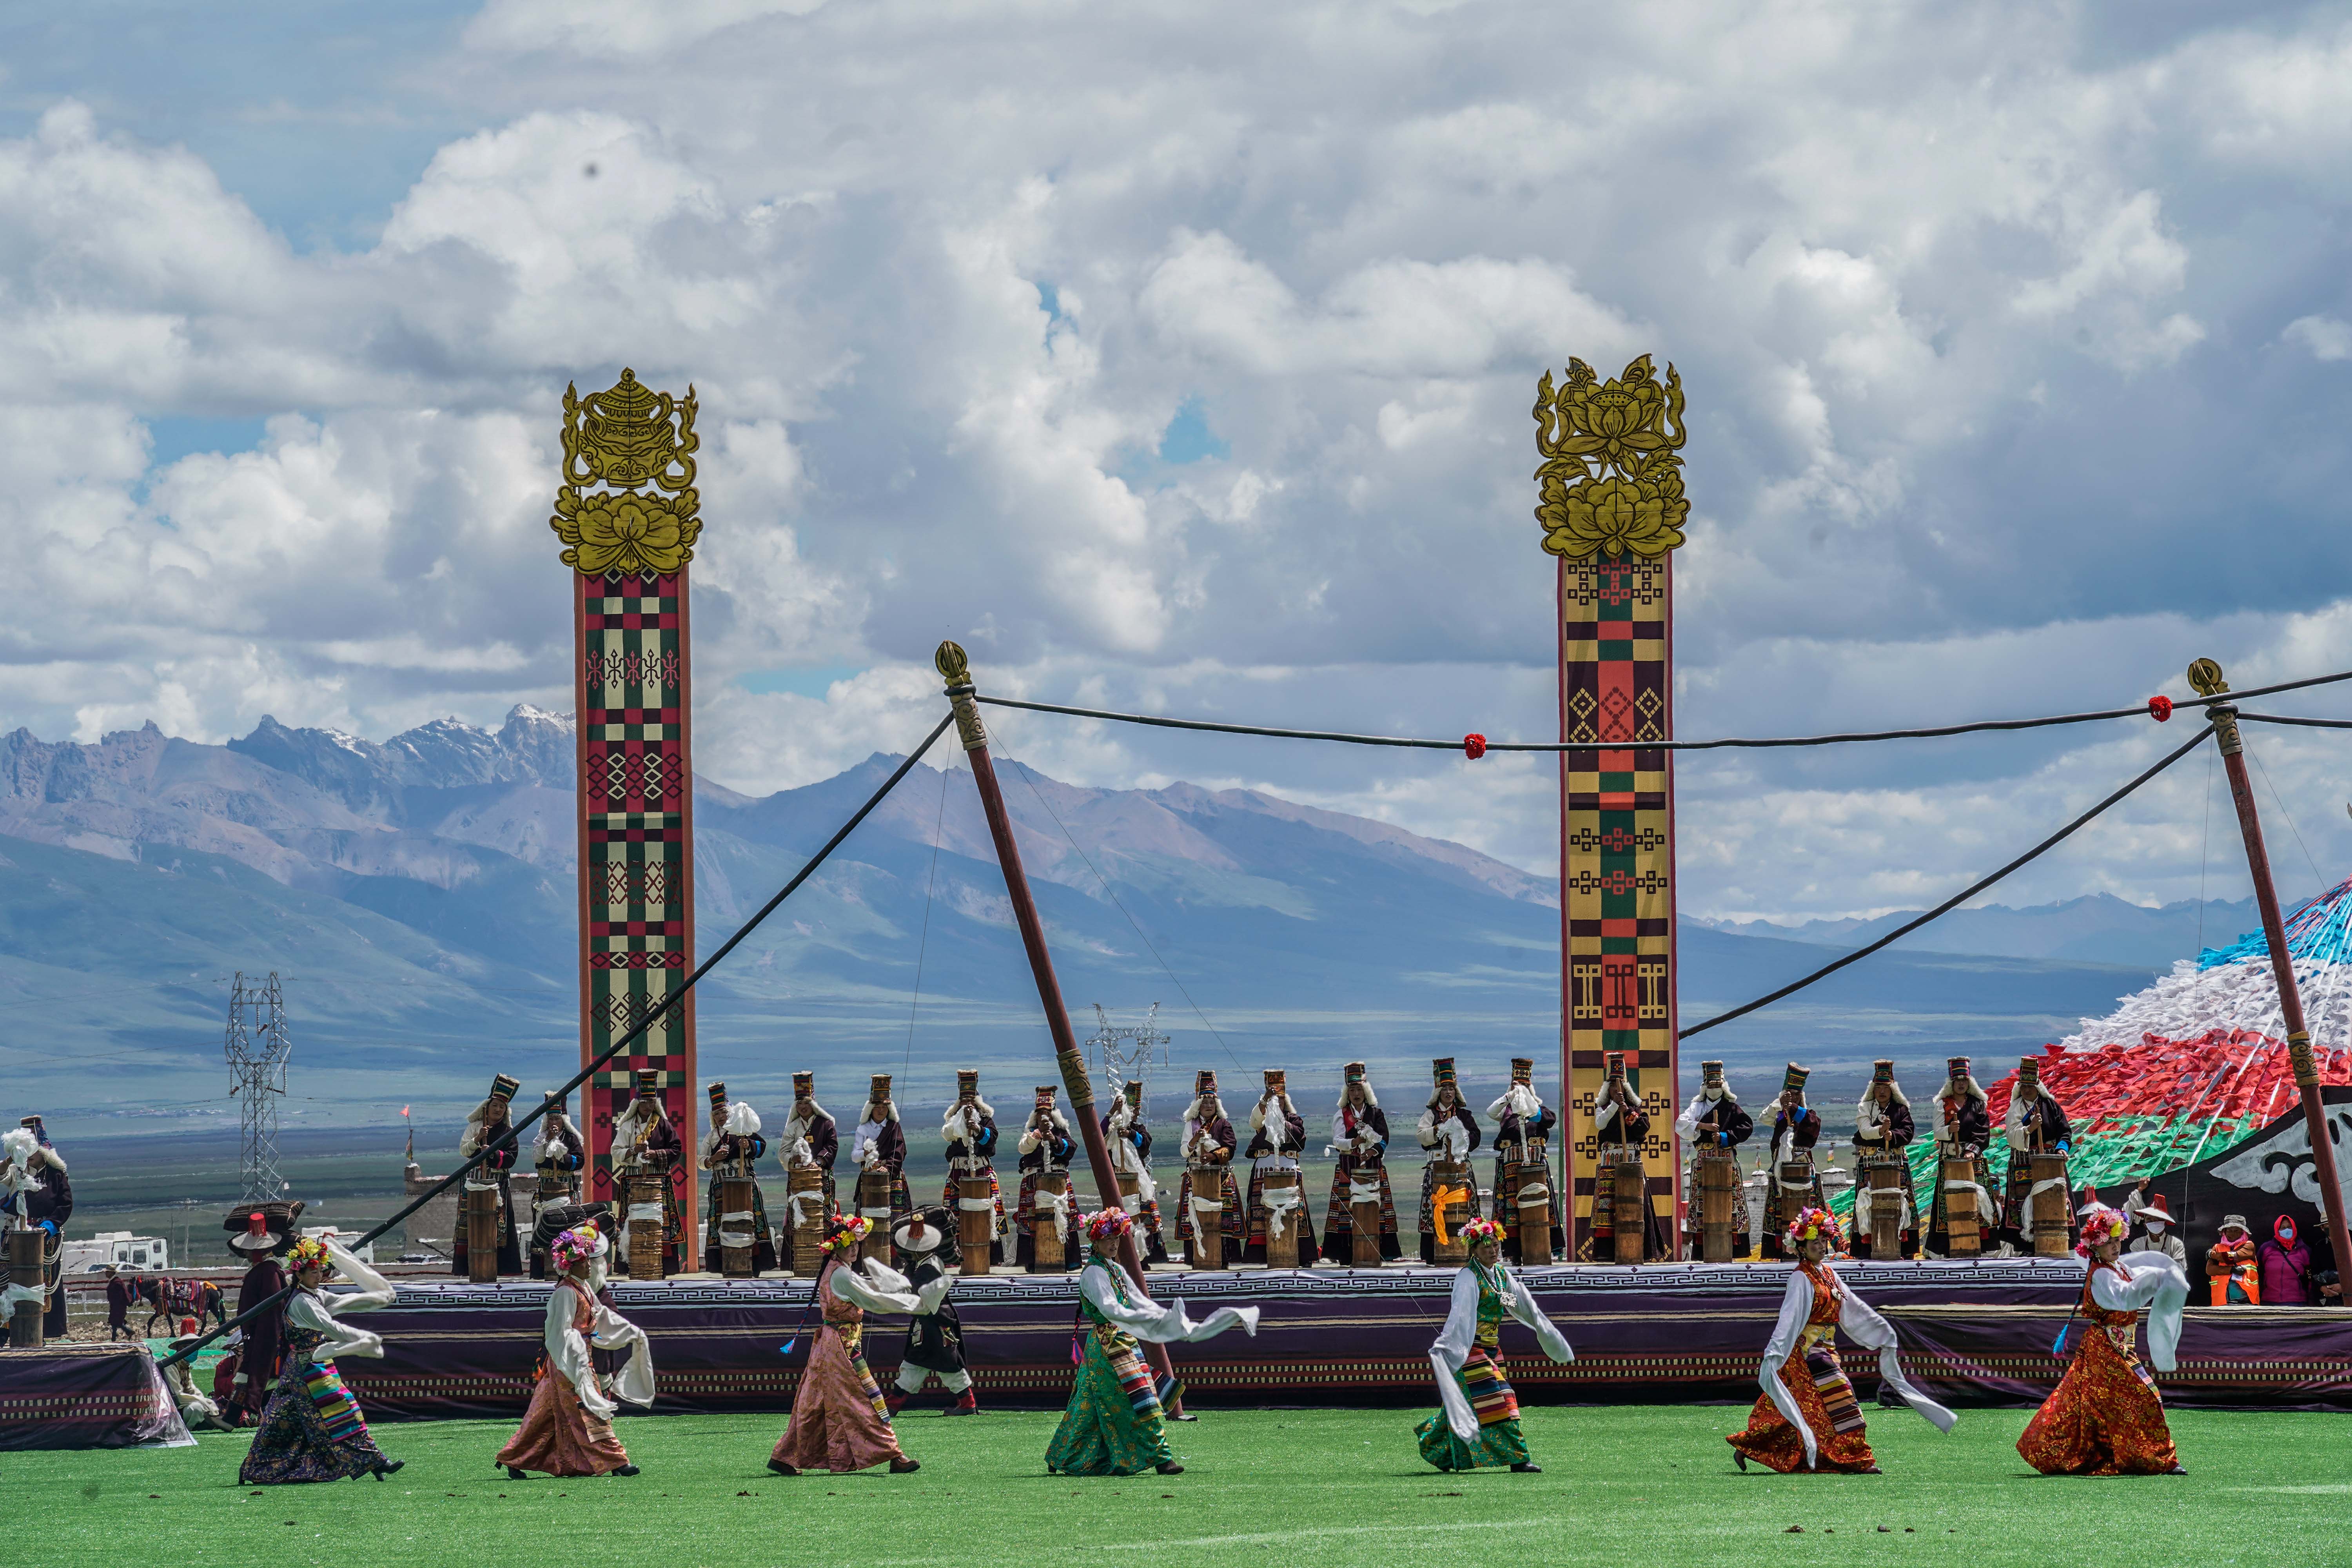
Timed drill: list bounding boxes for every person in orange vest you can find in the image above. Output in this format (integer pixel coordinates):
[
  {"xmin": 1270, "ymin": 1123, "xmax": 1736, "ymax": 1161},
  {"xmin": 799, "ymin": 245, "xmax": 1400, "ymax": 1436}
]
[{"xmin": 2206, "ymin": 1214, "xmax": 2259, "ymax": 1304}]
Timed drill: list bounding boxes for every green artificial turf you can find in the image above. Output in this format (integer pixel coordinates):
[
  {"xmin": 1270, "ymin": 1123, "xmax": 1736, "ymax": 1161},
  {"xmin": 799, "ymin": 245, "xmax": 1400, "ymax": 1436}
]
[{"xmin": 25, "ymin": 1406, "xmax": 2345, "ymax": 1567}]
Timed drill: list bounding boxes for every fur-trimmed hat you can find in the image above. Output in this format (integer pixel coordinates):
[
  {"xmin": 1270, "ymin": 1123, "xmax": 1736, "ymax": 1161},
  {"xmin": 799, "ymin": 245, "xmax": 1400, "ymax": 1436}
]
[
  {"xmin": 865, "ymin": 1074, "xmax": 898, "ymax": 1123},
  {"xmin": 1700, "ymin": 1060, "xmax": 1729, "ymax": 1095},
  {"xmin": 1185, "ymin": 1069, "xmax": 1222, "ymax": 1123},
  {"xmin": 1604, "ymin": 1051, "xmax": 1628, "ymax": 1082},
  {"xmin": 948, "ymin": 1069, "xmax": 993, "ymax": 1121},
  {"xmin": 1426, "ymin": 1057, "xmax": 1461, "ymax": 1111},
  {"xmin": 1779, "ymin": 1062, "xmax": 1810, "ymax": 1098},
  {"xmin": 1860, "ymin": 1060, "xmax": 1909, "ymax": 1110},
  {"xmin": 1940, "ymin": 1056, "xmax": 1986, "ymax": 1103},
  {"xmin": 1338, "ymin": 1061, "xmax": 1377, "ymax": 1109},
  {"xmin": 1510, "ymin": 1057, "xmax": 1534, "ymax": 1087},
  {"xmin": 632, "ymin": 1067, "xmax": 662, "ymax": 1099}
]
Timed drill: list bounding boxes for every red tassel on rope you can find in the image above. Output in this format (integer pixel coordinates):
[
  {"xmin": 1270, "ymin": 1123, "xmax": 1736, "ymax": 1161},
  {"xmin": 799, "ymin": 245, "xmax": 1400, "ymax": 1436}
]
[
  {"xmin": 2148, "ymin": 695, "xmax": 2173, "ymax": 722},
  {"xmin": 1463, "ymin": 733, "xmax": 1487, "ymax": 760}
]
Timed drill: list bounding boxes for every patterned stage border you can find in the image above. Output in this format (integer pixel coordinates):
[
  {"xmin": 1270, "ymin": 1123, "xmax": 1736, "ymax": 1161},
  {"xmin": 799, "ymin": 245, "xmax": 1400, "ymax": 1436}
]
[{"xmin": 325, "ymin": 1261, "xmax": 2352, "ymax": 1418}]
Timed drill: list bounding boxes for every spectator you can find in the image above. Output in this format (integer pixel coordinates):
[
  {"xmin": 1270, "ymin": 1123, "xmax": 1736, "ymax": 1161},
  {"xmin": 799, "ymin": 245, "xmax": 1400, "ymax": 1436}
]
[
  {"xmin": 209, "ymin": 1330, "xmax": 245, "ymax": 1427},
  {"xmin": 2125, "ymin": 1189, "xmax": 2187, "ymax": 1269},
  {"xmin": 2259, "ymin": 1216, "xmax": 2316, "ymax": 1305},
  {"xmin": 159, "ymin": 1327, "xmax": 230, "ymax": 1432},
  {"xmin": 103, "ymin": 1266, "xmax": 134, "ymax": 1342},
  {"xmin": 2207, "ymin": 1215, "xmax": 2259, "ymax": 1304}
]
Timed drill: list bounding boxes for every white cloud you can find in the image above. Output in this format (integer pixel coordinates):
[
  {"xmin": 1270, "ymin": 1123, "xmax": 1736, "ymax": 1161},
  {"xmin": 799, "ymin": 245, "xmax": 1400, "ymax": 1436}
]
[
  {"xmin": 2285, "ymin": 315, "xmax": 2352, "ymax": 363},
  {"xmin": 5, "ymin": 4, "xmax": 2352, "ymax": 922}
]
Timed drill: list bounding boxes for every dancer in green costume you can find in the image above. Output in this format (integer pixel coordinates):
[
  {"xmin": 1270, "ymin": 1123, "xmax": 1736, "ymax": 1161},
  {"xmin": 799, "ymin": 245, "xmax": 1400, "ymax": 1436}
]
[
  {"xmin": 1416, "ymin": 1217, "xmax": 1573, "ymax": 1472},
  {"xmin": 1045, "ymin": 1209, "xmax": 1259, "ymax": 1477}
]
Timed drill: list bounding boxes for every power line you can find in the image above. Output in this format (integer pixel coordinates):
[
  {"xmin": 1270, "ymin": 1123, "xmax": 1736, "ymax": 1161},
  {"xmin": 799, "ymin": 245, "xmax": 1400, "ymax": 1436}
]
[{"xmin": 1680, "ymin": 722, "xmax": 2216, "ymax": 1039}]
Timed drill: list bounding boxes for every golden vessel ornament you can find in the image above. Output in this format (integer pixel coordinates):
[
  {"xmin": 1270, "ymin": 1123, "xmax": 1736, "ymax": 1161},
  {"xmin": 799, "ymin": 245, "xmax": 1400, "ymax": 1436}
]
[{"xmin": 551, "ymin": 368, "xmax": 702, "ymax": 577}]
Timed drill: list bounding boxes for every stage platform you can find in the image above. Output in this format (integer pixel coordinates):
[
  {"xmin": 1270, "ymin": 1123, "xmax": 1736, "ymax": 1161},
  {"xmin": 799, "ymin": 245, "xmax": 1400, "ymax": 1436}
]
[
  {"xmin": 338, "ymin": 1259, "xmax": 2352, "ymax": 1419},
  {"xmin": 0, "ymin": 1343, "xmax": 192, "ymax": 1450}
]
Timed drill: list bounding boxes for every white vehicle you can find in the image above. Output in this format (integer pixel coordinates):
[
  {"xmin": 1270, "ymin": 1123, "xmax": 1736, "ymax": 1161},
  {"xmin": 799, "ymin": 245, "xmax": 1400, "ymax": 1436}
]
[{"xmin": 62, "ymin": 1232, "xmax": 171, "ymax": 1274}]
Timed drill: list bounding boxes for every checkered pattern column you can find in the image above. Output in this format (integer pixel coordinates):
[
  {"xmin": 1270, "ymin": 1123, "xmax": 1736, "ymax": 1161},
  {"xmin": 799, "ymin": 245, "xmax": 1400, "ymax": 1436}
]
[
  {"xmin": 574, "ymin": 568, "xmax": 697, "ymax": 1255},
  {"xmin": 1560, "ymin": 554, "xmax": 1679, "ymax": 1258}
]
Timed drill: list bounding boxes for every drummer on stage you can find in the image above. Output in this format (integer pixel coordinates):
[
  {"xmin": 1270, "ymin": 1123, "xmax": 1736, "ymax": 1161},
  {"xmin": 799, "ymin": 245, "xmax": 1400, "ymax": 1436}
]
[
  {"xmin": 1849, "ymin": 1060, "xmax": 1920, "ymax": 1260},
  {"xmin": 1675, "ymin": 1060, "xmax": 1753, "ymax": 1259}
]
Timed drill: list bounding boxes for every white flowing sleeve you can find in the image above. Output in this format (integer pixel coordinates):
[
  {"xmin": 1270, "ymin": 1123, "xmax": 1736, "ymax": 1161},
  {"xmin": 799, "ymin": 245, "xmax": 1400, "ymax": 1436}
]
[
  {"xmin": 1756, "ymin": 1271, "xmax": 1818, "ymax": 1469},
  {"xmin": 1080, "ymin": 1262, "xmax": 1258, "ymax": 1345},
  {"xmin": 587, "ymin": 1293, "xmax": 655, "ymax": 1408},
  {"xmin": 289, "ymin": 1290, "xmax": 384, "ymax": 1363},
  {"xmin": 913, "ymin": 1270, "xmax": 955, "ymax": 1316},
  {"xmin": 1504, "ymin": 1271, "xmax": 1575, "ymax": 1365},
  {"xmin": 1837, "ymin": 1287, "xmax": 1958, "ymax": 1434},
  {"xmin": 544, "ymin": 1285, "xmax": 612, "ymax": 1417},
  {"xmin": 2099, "ymin": 1252, "xmax": 2192, "ymax": 1373},
  {"xmin": 831, "ymin": 1262, "xmax": 923, "ymax": 1316},
  {"xmin": 324, "ymin": 1244, "xmax": 395, "ymax": 1313},
  {"xmin": 1673, "ymin": 1095, "xmax": 1705, "ymax": 1143},
  {"xmin": 1428, "ymin": 1266, "xmax": 1483, "ymax": 1441}
]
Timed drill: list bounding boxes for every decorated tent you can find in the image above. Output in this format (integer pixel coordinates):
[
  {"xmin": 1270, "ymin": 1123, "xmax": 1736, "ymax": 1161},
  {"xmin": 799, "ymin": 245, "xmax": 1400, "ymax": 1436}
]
[{"xmin": 1833, "ymin": 877, "xmax": 2352, "ymax": 1242}]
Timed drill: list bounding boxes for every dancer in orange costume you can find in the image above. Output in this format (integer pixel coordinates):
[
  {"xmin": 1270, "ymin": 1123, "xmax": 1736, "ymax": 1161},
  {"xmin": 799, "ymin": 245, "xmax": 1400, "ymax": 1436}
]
[
  {"xmin": 497, "ymin": 1219, "xmax": 650, "ymax": 1479},
  {"xmin": 2017, "ymin": 1201, "xmax": 2189, "ymax": 1475},
  {"xmin": 1726, "ymin": 1207, "xmax": 1955, "ymax": 1474}
]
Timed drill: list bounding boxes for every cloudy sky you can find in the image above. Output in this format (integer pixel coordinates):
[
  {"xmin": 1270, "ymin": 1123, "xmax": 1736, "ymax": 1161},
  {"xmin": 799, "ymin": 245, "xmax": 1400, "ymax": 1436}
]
[{"xmin": 5, "ymin": 0, "xmax": 2351, "ymax": 922}]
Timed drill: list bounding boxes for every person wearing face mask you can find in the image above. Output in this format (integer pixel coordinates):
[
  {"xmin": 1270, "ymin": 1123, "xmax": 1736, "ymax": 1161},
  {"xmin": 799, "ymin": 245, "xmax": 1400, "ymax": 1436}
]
[
  {"xmin": 2122, "ymin": 1183, "xmax": 2186, "ymax": 1269},
  {"xmin": 498, "ymin": 1219, "xmax": 652, "ymax": 1479},
  {"xmin": 2259, "ymin": 1214, "xmax": 2317, "ymax": 1305}
]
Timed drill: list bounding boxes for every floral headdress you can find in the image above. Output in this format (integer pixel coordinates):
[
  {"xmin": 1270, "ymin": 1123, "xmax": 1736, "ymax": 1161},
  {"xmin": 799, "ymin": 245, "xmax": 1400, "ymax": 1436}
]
[
  {"xmin": 1082, "ymin": 1209, "xmax": 1132, "ymax": 1246},
  {"xmin": 821, "ymin": 1215, "xmax": 873, "ymax": 1255},
  {"xmin": 550, "ymin": 1220, "xmax": 607, "ymax": 1274},
  {"xmin": 1457, "ymin": 1217, "xmax": 1504, "ymax": 1249},
  {"xmin": 286, "ymin": 1236, "xmax": 336, "ymax": 1276},
  {"xmin": 1783, "ymin": 1206, "xmax": 1842, "ymax": 1252},
  {"xmin": 2074, "ymin": 1202, "xmax": 2129, "ymax": 1258}
]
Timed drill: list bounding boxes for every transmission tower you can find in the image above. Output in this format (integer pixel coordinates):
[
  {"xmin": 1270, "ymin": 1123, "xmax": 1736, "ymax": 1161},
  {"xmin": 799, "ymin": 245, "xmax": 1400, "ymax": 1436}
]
[
  {"xmin": 1086, "ymin": 1002, "xmax": 1170, "ymax": 1105},
  {"xmin": 223, "ymin": 972, "xmax": 293, "ymax": 1205}
]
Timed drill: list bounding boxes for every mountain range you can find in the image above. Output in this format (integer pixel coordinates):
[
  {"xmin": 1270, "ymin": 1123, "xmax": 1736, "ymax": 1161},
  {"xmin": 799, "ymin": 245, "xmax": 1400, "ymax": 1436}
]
[{"xmin": 0, "ymin": 710, "xmax": 2197, "ymax": 1136}]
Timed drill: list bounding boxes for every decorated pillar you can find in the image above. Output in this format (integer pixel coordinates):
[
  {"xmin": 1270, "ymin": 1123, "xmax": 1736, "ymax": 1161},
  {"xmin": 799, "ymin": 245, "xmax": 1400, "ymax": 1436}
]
[
  {"xmin": 1533, "ymin": 356, "xmax": 1687, "ymax": 1259},
  {"xmin": 551, "ymin": 369, "xmax": 703, "ymax": 1260}
]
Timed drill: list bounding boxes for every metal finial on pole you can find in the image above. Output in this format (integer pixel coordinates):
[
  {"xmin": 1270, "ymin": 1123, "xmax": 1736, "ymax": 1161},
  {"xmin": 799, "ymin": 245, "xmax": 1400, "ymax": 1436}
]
[
  {"xmin": 2193, "ymin": 658, "xmax": 2352, "ymax": 1287},
  {"xmin": 936, "ymin": 641, "xmax": 1187, "ymax": 1415}
]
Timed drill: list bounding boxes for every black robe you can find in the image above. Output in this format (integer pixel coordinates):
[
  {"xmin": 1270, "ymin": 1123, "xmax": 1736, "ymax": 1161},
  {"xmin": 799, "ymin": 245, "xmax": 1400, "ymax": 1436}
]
[
  {"xmin": 1102, "ymin": 1109, "xmax": 1169, "ymax": 1264},
  {"xmin": 1759, "ymin": 1106, "xmax": 1824, "ymax": 1260},
  {"xmin": 231, "ymin": 1258, "xmax": 287, "ymax": 1420},
  {"xmin": 1240, "ymin": 1107, "xmax": 1320, "ymax": 1265},
  {"xmin": 1416, "ymin": 1104, "xmax": 1482, "ymax": 1264},
  {"xmin": 1015, "ymin": 1120, "xmax": 1078, "ymax": 1272},
  {"xmin": 1680, "ymin": 1093, "xmax": 1755, "ymax": 1259},
  {"xmin": 944, "ymin": 1115, "xmax": 1004, "ymax": 1266},
  {"xmin": 452, "ymin": 1122, "xmax": 523, "ymax": 1278},
  {"xmin": 1490, "ymin": 1104, "xmax": 1564, "ymax": 1263},
  {"xmin": 1592, "ymin": 1094, "xmax": 1666, "ymax": 1259},
  {"xmin": 3, "ymin": 1160, "xmax": 71, "ymax": 1338},
  {"xmin": 1850, "ymin": 1099, "xmax": 1920, "ymax": 1260},
  {"xmin": 702, "ymin": 1132, "xmax": 779, "ymax": 1273},
  {"xmin": 898, "ymin": 1253, "xmax": 965, "ymax": 1374}
]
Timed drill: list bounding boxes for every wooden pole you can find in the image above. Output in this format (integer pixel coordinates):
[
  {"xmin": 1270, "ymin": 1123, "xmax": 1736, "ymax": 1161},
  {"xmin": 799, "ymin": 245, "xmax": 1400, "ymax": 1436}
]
[
  {"xmin": 2193, "ymin": 658, "xmax": 2352, "ymax": 1289},
  {"xmin": 936, "ymin": 642, "xmax": 1185, "ymax": 1415}
]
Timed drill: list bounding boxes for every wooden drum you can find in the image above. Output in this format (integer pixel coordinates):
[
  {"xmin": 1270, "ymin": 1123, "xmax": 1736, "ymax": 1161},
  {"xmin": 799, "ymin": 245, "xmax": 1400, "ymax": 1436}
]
[
  {"xmin": 958, "ymin": 1174, "xmax": 995, "ymax": 1276},
  {"xmin": 1260, "ymin": 1169, "xmax": 1303, "ymax": 1269},
  {"xmin": 788, "ymin": 1165, "xmax": 828, "ymax": 1278},
  {"xmin": 857, "ymin": 1167, "xmax": 896, "ymax": 1264},
  {"xmin": 1188, "ymin": 1174, "xmax": 1227, "ymax": 1271},
  {"xmin": 464, "ymin": 1183, "xmax": 502, "ymax": 1282},
  {"xmin": 1862, "ymin": 1155, "xmax": 1906, "ymax": 1257},
  {"xmin": 2027, "ymin": 1152, "xmax": 2072, "ymax": 1258},
  {"xmin": 6, "ymin": 1230, "xmax": 44, "ymax": 1348},
  {"xmin": 1033, "ymin": 1171, "xmax": 1071, "ymax": 1271},
  {"xmin": 1610, "ymin": 1153, "xmax": 1648, "ymax": 1264},
  {"xmin": 1505, "ymin": 1156, "xmax": 1553, "ymax": 1267},
  {"xmin": 1428, "ymin": 1160, "xmax": 1472, "ymax": 1266},
  {"xmin": 717, "ymin": 1173, "xmax": 759, "ymax": 1278},
  {"xmin": 1940, "ymin": 1157, "xmax": 1983, "ymax": 1256},
  {"xmin": 1696, "ymin": 1146, "xmax": 1739, "ymax": 1263},
  {"xmin": 624, "ymin": 1174, "xmax": 668, "ymax": 1281}
]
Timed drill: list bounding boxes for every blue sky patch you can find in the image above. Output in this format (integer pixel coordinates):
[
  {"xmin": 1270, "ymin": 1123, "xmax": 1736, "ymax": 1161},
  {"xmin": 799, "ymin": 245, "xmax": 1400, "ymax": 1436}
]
[{"xmin": 736, "ymin": 666, "xmax": 868, "ymax": 698}]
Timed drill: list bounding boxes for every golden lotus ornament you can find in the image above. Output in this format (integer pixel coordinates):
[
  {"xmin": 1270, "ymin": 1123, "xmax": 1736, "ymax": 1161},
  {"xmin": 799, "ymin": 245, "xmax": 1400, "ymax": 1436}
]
[{"xmin": 1532, "ymin": 354, "xmax": 1689, "ymax": 562}]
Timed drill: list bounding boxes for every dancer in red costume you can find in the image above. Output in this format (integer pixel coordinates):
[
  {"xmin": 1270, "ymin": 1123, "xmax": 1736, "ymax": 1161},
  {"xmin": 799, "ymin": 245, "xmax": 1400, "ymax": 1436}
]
[
  {"xmin": 1726, "ymin": 1207, "xmax": 1955, "ymax": 1474},
  {"xmin": 2017, "ymin": 1202, "xmax": 2189, "ymax": 1476}
]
